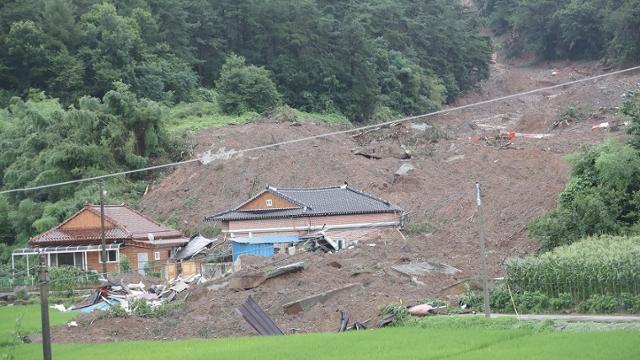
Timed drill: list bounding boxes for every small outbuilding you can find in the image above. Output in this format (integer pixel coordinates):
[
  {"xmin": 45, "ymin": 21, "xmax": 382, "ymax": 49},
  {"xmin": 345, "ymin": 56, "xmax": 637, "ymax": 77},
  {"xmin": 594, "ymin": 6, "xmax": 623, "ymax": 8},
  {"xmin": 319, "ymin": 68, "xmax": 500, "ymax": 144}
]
[{"xmin": 231, "ymin": 235, "xmax": 301, "ymax": 261}]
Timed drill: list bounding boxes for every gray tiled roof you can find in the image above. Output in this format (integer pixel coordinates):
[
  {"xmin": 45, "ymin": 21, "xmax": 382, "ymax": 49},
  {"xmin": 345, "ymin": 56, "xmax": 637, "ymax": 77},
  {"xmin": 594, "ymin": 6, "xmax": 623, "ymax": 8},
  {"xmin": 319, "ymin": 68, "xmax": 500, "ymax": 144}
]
[{"xmin": 207, "ymin": 185, "xmax": 403, "ymax": 221}]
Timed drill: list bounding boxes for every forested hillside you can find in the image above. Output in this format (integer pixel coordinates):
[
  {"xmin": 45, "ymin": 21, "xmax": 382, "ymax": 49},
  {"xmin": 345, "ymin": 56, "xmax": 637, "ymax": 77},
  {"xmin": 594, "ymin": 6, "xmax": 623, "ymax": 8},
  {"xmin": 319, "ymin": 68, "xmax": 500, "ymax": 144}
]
[
  {"xmin": 479, "ymin": 0, "xmax": 640, "ymax": 62},
  {"xmin": 0, "ymin": 0, "xmax": 491, "ymax": 121},
  {"xmin": 0, "ymin": 0, "xmax": 491, "ymax": 255}
]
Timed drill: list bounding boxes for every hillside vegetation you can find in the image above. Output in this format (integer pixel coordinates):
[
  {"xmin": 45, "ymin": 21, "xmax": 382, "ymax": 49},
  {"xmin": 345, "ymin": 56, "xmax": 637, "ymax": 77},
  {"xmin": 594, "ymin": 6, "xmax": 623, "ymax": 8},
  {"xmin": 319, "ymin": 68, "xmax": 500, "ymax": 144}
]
[
  {"xmin": 0, "ymin": 0, "xmax": 491, "ymax": 121},
  {"xmin": 529, "ymin": 94, "xmax": 640, "ymax": 250},
  {"xmin": 479, "ymin": 0, "xmax": 640, "ymax": 63},
  {"xmin": 0, "ymin": 0, "xmax": 492, "ymax": 261}
]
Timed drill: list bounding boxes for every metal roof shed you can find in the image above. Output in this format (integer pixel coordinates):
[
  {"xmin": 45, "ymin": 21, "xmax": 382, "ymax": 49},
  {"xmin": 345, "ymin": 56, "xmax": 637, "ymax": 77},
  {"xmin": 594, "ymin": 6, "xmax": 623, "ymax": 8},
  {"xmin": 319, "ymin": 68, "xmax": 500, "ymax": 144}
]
[{"xmin": 231, "ymin": 236, "xmax": 300, "ymax": 261}]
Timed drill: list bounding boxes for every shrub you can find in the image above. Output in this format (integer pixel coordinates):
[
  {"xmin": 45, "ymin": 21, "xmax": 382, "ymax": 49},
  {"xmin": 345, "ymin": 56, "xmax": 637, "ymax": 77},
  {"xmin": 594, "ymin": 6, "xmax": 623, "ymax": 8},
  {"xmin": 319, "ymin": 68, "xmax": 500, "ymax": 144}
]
[
  {"xmin": 578, "ymin": 294, "xmax": 619, "ymax": 314},
  {"xmin": 490, "ymin": 283, "xmax": 512, "ymax": 313},
  {"xmin": 380, "ymin": 303, "xmax": 411, "ymax": 326},
  {"xmin": 516, "ymin": 291, "xmax": 550, "ymax": 313},
  {"xmin": 215, "ymin": 54, "xmax": 281, "ymax": 115},
  {"xmin": 550, "ymin": 293, "xmax": 574, "ymax": 311},
  {"xmin": 459, "ymin": 283, "xmax": 484, "ymax": 311},
  {"xmin": 407, "ymin": 221, "xmax": 434, "ymax": 236},
  {"xmin": 49, "ymin": 266, "xmax": 100, "ymax": 296},
  {"xmin": 119, "ymin": 255, "xmax": 131, "ymax": 273}
]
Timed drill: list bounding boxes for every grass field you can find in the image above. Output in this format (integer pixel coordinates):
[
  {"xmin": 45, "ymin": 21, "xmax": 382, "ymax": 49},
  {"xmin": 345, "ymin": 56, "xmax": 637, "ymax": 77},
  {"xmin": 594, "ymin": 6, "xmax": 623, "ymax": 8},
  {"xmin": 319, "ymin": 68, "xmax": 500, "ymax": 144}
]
[
  {"xmin": 0, "ymin": 304, "xmax": 76, "ymax": 346},
  {"xmin": 2, "ymin": 306, "xmax": 639, "ymax": 360},
  {"xmin": 166, "ymin": 101, "xmax": 349, "ymax": 133}
]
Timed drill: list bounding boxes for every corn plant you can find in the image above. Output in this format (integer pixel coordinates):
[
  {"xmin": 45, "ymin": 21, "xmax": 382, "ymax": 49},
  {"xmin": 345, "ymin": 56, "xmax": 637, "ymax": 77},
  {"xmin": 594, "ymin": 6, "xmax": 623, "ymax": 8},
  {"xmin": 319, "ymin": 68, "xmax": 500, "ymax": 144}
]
[{"xmin": 505, "ymin": 236, "xmax": 640, "ymax": 300}]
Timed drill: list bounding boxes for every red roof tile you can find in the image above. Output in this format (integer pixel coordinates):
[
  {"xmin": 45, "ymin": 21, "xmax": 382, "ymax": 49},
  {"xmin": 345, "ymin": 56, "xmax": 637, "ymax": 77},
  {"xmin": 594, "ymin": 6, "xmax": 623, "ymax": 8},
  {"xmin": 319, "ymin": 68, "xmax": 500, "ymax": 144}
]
[{"xmin": 29, "ymin": 204, "xmax": 186, "ymax": 246}]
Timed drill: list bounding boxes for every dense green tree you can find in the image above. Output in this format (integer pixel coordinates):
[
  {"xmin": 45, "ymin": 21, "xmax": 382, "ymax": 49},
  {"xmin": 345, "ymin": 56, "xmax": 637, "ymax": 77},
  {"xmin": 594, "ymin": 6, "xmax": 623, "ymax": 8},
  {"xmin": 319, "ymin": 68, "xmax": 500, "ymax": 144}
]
[
  {"xmin": 0, "ymin": 0, "xmax": 491, "ymax": 120},
  {"xmin": 215, "ymin": 54, "xmax": 281, "ymax": 115},
  {"xmin": 482, "ymin": 0, "xmax": 640, "ymax": 63},
  {"xmin": 530, "ymin": 139, "xmax": 640, "ymax": 250}
]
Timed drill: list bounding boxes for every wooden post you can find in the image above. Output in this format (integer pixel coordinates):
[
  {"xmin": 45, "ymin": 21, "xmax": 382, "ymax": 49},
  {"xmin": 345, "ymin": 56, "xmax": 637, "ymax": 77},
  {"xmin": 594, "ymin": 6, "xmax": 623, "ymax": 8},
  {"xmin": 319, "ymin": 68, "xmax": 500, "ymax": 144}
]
[
  {"xmin": 476, "ymin": 182, "xmax": 491, "ymax": 318},
  {"xmin": 99, "ymin": 180, "xmax": 107, "ymax": 276},
  {"xmin": 38, "ymin": 253, "xmax": 52, "ymax": 360}
]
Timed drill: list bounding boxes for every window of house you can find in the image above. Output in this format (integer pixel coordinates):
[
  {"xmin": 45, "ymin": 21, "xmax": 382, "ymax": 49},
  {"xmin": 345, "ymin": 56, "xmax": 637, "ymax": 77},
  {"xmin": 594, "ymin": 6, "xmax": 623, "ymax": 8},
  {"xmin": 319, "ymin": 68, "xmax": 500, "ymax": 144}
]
[
  {"xmin": 266, "ymin": 199, "xmax": 273, "ymax": 207},
  {"xmin": 154, "ymin": 251, "xmax": 161, "ymax": 261},
  {"xmin": 99, "ymin": 250, "xmax": 118, "ymax": 263}
]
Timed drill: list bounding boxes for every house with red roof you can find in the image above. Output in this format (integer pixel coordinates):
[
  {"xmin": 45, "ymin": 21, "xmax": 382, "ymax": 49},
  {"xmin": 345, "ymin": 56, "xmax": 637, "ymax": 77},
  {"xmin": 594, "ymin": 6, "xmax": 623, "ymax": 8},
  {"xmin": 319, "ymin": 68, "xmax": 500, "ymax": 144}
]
[{"xmin": 12, "ymin": 204, "xmax": 188, "ymax": 274}]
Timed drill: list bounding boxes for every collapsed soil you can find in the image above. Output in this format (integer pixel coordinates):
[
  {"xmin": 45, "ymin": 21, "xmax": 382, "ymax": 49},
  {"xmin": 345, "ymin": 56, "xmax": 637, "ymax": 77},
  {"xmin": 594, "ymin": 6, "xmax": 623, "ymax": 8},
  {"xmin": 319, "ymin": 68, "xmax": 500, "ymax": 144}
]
[{"xmin": 49, "ymin": 58, "xmax": 640, "ymax": 343}]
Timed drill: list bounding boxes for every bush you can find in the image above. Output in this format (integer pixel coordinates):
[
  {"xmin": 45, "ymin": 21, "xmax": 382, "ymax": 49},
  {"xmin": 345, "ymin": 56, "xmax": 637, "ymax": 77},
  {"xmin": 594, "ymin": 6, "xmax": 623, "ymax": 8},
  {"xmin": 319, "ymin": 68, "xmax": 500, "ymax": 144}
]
[
  {"xmin": 215, "ymin": 54, "xmax": 281, "ymax": 115},
  {"xmin": 49, "ymin": 266, "xmax": 100, "ymax": 296},
  {"xmin": 406, "ymin": 221, "xmax": 434, "ymax": 236},
  {"xmin": 578, "ymin": 294, "xmax": 619, "ymax": 314},
  {"xmin": 107, "ymin": 299, "xmax": 184, "ymax": 319},
  {"xmin": 459, "ymin": 283, "xmax": 484, "ymax": 311},
  {"xmin": 490, "ymin": 283, "xmax": 512, "ymax": 313},
  {"xmin": 516, "ymin": 291, "xmax": 550, "ymax": 313},
  {"xmin": 119, "ymin": 255, "xmax": 131, "ymax": 273},
  {"xmin": 550, "ymin": 293, "xmax": 574, "ymax": 311},
  {"xmin": 380, "ymin": 303, "xmax": 411, "ymax": 326}
]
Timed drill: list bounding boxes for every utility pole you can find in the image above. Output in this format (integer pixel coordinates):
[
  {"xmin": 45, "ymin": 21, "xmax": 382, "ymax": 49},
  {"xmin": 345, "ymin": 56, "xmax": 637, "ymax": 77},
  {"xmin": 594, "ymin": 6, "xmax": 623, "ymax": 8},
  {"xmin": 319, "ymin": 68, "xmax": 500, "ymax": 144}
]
[
  {"xmin": 38, "ymin": 253, "xmax": 52, "ymax": 360},
  {"xmin": 475, "ymin": 182, "xmax": 491, "ymax": 318},
  {"xmin": 99, "ymin": 180, "xmax": 107, "ymax": 276}
]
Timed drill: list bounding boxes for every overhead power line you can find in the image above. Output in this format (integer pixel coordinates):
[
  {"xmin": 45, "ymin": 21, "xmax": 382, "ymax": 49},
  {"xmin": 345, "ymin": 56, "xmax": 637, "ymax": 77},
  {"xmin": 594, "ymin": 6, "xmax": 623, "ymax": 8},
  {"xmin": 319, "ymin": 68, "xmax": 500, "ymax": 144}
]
[{"xmin": 1, "ymin": 65, "xmax": 639, "ymax": 196}]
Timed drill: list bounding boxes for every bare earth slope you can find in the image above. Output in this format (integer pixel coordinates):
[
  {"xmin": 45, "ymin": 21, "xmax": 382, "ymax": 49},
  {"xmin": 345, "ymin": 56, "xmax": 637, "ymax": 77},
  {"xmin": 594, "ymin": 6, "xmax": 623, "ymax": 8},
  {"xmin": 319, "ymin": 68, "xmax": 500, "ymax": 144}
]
[{"xmin": 53, "ymin": 60, "xmax": 640, "ymax": 342}]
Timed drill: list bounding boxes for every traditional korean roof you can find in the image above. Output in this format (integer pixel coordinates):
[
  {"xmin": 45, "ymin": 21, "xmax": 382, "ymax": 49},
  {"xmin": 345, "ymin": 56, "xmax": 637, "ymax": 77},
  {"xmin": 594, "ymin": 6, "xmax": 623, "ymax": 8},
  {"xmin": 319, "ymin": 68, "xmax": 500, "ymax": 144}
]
[
  {"xmin": 207, "ymin": 185, "xmax": 403, "ymax": 221},
  {"xmin": 28, "ymin": 204, "xmax": 187, "ymax": 247}
]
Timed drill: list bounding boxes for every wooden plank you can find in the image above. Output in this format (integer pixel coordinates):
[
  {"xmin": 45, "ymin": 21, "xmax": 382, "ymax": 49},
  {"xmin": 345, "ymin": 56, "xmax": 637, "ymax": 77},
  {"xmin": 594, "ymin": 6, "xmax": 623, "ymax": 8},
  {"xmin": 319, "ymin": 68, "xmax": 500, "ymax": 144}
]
[{"xmin": 283, "ymin": 283, "xmax": 362, "ymax": 315}]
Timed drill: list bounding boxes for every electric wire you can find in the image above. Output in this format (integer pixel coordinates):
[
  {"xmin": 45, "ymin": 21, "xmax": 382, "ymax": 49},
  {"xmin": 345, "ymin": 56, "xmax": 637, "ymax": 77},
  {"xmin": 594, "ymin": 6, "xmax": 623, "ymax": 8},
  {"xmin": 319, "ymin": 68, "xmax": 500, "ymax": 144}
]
[{"xmin": 1, "ymin": 65, "xmax": 639, "ymax": 196}]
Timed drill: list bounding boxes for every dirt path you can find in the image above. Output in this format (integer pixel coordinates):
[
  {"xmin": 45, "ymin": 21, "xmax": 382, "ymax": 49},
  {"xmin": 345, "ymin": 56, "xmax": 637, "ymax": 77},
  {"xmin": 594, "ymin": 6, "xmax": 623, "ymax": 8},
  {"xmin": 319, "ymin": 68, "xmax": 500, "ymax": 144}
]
[{"xmin": 490, "ymin": 314, "xmax": 640, "ymax": 323}]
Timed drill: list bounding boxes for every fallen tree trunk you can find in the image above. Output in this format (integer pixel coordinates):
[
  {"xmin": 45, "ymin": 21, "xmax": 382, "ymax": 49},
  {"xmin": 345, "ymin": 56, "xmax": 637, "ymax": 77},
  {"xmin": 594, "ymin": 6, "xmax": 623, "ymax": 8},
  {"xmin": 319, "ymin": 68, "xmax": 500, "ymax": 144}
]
[{"xmin": 283, "ymin": 283, "xmax": 362, "ymax": 315}]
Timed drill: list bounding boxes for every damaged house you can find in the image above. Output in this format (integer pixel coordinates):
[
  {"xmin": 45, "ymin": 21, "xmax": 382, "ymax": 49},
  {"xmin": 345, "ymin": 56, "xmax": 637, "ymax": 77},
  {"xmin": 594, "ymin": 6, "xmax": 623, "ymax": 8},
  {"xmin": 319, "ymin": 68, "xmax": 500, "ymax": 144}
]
[
  {"xmin": 12, "ymin": 204, "xmax": 188, "ymax": 274},
  {"xmin": 206, "ymin": 184, "xmax": 405, "ymax": 259}
]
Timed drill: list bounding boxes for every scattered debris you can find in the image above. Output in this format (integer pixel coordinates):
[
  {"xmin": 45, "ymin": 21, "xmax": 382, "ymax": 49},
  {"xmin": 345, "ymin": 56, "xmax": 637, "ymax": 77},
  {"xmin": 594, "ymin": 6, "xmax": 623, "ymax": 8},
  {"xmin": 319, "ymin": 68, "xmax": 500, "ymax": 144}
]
[
  {"xmin": 67, "ymin": 321, "xmax": 78, "ymax": 328},
  {"xmin": 230, "ymin": 274, "xmax": 268, "ymax": 291},
  {"xmin": 337, "ymin": 310, "xmax": 369, "ymax": 331},
  {"xmin": 283, "ymin": 283, "xmax": 362, "ymax": 315},
  {"xmin": 236, "ymin": 296, "xmax": 284, "ymax": 336},
  {"xmin": 265, "ymin": 261, "xmax": 305, "ymax": 279},
  {"xmin": 230, "ymin": 261, "xmax": 306, "ymax": 290},
  {"xmin": 408, "ymin": 304, "xmax": 447, "ymax": 316},
  {"xmin": 392, "ymin": 261, "xmax": 461, "ymax": 277},
  {"xmin": 444, "ymin": 155, "xmax": 465, "ymax": 163},
  {"xmin": 591, "ymin": 120, "xmax": 628, "ymax": 131},
  {"xmin": 410, "ymin": 276, "xmax": 425, "ymax": 287},
  {"xmin": 174, "ymin": 234, "xmax": 215, "ymax": 260},
  {"xmin": 348, "ymin": 321, "xmax": 368, "ymax": 330},
  {"xmin": 395, "ymin": 163, "xmax": 415, "ymax": 176},
  {"xmin": 410, "ymin": 123, "xmax": 432, "ymax": 131},
  {"xmin": 352, "ymin": 148, "xmax": 382, "ymax": 159},
  {"xmin": 378, "ymin": 314, "xmax": 396, "ymax": 328},
  {"xmin": 71, "ymin": 275, "xmax": 202, "ymax": 314},
  {"xmin": 50, "ymin": 304, "xmax": 68, "ymax": 312},
  {"xmin": 338, "ymin": 310, "xmax": 349, "ymax": 332}
]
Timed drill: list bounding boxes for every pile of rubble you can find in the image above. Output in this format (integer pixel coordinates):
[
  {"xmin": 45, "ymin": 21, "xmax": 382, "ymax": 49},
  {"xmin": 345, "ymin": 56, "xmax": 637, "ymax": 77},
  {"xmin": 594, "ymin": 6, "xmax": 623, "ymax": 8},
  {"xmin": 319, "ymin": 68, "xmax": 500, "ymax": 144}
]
[{"xmin": 59, "ymin": 274, "xmax": 204, "ymax": 314}]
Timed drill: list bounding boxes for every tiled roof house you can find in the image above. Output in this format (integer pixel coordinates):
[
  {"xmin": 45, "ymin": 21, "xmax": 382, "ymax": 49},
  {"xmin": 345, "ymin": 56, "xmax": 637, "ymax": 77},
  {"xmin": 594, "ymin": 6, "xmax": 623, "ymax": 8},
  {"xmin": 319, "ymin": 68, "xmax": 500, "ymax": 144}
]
[
  {"xmin": 207, "ymin": 184, "xmax": 405, "ymax": 240},
  {"xmin": 13, "ymin": 204, "xmax": 187, "ymax": 274}
]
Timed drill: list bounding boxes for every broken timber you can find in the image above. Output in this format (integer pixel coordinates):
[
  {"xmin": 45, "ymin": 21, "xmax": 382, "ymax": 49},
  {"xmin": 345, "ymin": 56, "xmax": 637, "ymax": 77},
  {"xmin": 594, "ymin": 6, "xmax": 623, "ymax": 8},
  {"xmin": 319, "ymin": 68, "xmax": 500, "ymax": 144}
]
[
  {"xmin": 236, "ymin": 296, "xmax": 284, "ymax": 336},
  {"xmin": 283, "ymin": 283, "xmax": 362, "ymax": 315},
  {"xmin": 230, "ymin": 261, "xmax": 305, "ymax": 290}
]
